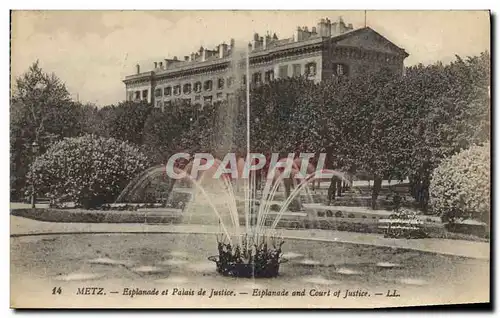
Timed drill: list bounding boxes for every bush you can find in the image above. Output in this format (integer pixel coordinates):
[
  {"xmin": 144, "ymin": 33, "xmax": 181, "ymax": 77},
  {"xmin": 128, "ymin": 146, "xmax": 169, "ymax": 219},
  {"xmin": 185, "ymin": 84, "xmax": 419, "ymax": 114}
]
[
  {"xmin": 429, "ymin": 143, "xmax": 490, "ymax": 224},
  {"xmin": 28, "ymin": 135, "xmax": 149, "ymax": 209}
]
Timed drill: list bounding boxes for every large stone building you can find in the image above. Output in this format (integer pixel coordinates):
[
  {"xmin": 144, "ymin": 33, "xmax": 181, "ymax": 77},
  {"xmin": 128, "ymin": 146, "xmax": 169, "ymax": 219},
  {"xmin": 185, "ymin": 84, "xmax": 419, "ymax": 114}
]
[{"xmin": 123, "ymin": 17, "xmax": 409, "ymax": 109}]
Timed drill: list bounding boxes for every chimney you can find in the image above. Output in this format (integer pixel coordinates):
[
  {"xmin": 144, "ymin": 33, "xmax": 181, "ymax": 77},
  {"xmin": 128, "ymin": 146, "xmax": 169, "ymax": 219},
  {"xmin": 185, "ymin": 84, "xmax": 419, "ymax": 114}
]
[
  {"xmin": 263, "ymin": 35, "xmax": 268, "ymax": 49},
  {"xmin": 317, "ymin": 18, "xmax": 331, "ymax": 37},
  {"xmin": 251, "ymin": 33, "xmax": 260, "ymax": 50},
  {"xmin": 230, "ymin": 38, "xmax": 235, "ymax": 49},
  {"xmin": 173, "ymin": 56, "xmax": 178, "ymax": 61},
  {"xmin": 136, "ymin": 64, "xmax": 140, "ymax": 74},
  {"xmin": 202, "ymin": 49, "xmax": 207, "ymax": 62},
  {"xmin": 184, "ymin": 55, "xmax": 190, "ymax": 61},
  {"xmin": 325, "ymin": 18, "xmax": 332, "ymax": 36},
  {"xmin": 295, "ymin": 26, "xmax": 302, "ymax": 42},
  {"xmin": 338, "ymin": 17, "xmax": 346, "ymax": 34},
  {"xmin": 347, "ymin": 23, "xmax": 353, "ymax": 31},
  {"xmin": 191, "ymin": 53, "xmax": 196, "ymax": 61},
  {"xmin": 331, "ymin": 22, "xmax": 338, "ymax": 36},
  {"xmin": 159, "ymin": 61, "xmax": 163, "ymax": 69},
  {"xmin": 312, "ymin": 26, "xmax": 317, "ymax": 34},
  {"xmin": 219, "ymin": 43, "xmax": 228, "ymax": 58},
  {"xmin": 154, "ymin": 62, "xmax": 158, "ymax": 69}
]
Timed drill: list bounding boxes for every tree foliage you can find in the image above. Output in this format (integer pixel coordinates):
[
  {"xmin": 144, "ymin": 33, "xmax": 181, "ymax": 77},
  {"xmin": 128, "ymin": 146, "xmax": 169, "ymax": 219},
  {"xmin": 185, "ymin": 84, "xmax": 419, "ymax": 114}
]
[
  {"xmin": 10, "ymin": 61, "xmax": 82, "ymax": 199},
  {"xmin": 429, "ymin": 143, "xmax": 490, "ymax": 223},
  {"xmin": 108, "ymin": 101, "xmax": 153, "ymax": 144},
  {"xmin": 29, "ymin": 135, "xmax": 150, "ymax": 208}
]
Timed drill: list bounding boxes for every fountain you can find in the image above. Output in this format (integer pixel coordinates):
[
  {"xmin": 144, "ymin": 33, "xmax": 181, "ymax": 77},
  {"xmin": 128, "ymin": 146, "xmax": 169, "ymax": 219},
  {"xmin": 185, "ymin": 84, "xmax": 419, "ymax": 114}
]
[{"xmin": 115, "ymin": 42, "xmax": 352, "ymax": 278}]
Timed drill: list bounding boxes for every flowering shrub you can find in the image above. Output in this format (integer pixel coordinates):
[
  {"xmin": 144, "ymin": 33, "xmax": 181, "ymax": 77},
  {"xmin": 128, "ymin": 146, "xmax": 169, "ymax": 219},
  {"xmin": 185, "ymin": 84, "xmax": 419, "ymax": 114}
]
[
  {"xmin": 429, "ymin": 143, "xmax": 490, "ymax": 224},
  {"xmin": 28, "ymin": 135, "xmax": 149, "ymax": 209}
]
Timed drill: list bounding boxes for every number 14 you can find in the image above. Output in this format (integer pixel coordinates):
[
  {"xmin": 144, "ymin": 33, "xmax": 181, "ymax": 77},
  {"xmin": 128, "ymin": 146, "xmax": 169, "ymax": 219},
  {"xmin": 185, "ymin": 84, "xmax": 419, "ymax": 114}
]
[{"xmin": 52, "ymin": 287, "xmax": 62, "ymax": 295}]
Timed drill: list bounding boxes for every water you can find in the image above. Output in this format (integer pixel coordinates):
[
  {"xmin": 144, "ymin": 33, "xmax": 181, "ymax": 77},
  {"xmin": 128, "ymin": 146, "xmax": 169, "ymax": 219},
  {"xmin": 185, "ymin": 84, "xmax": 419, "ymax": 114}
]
[
  {"xmin": 114, "ymin": 41, "xmax": 354, "ymax": 277},
  {"xmin": 11, "ymin": 233, "xmax": 489, "ymax": 307}
]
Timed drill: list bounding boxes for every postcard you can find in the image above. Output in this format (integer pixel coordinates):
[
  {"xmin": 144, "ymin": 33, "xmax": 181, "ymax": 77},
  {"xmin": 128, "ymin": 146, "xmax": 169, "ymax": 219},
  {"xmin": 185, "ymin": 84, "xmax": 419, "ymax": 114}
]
[{"xmin": 10, "ymin": 10, "xmax": 491, "ymax": 308}]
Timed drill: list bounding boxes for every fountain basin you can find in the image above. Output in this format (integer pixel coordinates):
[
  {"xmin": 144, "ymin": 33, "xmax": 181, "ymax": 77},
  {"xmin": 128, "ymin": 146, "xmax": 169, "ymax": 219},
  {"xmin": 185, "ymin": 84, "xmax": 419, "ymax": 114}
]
[{"xmin": 10, "ymin": 232, "xmax": 489, "ymax": 307}]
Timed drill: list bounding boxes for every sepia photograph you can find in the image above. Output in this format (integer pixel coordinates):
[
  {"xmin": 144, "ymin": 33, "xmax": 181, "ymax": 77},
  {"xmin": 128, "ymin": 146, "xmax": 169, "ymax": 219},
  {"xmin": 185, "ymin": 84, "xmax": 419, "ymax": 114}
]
[{"xmin": 9, "ymin": 10, "xmax": 491, "ymax": 309}]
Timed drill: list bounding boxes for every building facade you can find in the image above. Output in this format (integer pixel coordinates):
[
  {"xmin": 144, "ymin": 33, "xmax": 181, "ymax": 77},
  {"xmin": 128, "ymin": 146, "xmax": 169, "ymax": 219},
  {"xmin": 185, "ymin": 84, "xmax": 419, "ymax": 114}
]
[{"xmin": 123, "ymin": 17, "xmax": 409, "ymax": 109}]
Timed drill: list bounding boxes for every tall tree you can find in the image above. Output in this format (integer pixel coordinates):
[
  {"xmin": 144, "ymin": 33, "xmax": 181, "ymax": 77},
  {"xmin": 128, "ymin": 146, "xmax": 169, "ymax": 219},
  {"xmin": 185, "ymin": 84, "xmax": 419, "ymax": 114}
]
[{"xmin": 10, "ymin": 61, "xmax": 80, "ymax": 199}]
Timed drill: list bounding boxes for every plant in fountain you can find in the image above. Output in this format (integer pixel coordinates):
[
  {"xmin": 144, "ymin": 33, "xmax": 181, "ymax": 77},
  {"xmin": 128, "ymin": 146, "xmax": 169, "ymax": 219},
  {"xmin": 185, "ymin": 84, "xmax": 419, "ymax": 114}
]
[{"xmin": 211, "ymin": 232, "xmax": 285, "ymax": 278}]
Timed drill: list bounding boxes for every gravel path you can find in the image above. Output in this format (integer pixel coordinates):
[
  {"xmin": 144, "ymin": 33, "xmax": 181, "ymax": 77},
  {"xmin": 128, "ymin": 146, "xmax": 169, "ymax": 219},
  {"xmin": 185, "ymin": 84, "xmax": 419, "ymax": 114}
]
[{"xmin": 11, "ymin": 215, "xmax": 489, "ymax": 260}]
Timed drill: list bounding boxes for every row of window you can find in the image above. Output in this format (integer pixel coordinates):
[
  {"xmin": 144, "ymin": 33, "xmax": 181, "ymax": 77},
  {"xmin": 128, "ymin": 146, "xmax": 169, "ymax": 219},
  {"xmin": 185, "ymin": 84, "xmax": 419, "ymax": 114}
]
[
  {"xmin": 155, "ymin": 77, "xmax": 229, "ymax": 98},
  {"xmin": 133, "ymin": 90, "xmax": 149, "ymax": 101},
  {"xmin": 154, "ymin": 92, "xmax": 231, "ymax": 109},
  {"xmin": 131, "ymin": 62, "xmax": 325, "ymax": 102},
  {"xmin": 152, "ymin": 62, "xmax": 319, "ymax": 98}
]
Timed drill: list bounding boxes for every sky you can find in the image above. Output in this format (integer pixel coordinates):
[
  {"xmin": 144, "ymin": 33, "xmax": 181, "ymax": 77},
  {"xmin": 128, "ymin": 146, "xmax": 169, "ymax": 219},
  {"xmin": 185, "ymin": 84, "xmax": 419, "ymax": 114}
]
[{"xmin": 11, "ymin": 10, "xmax": 490, "ymax": 106}]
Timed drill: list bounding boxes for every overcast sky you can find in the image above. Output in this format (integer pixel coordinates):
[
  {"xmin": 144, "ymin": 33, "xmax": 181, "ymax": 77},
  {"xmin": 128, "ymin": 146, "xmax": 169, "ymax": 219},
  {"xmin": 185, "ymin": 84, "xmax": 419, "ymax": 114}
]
[{"xmin": 11, "ymin": 10, "xmax": 490, "ymax": 105}]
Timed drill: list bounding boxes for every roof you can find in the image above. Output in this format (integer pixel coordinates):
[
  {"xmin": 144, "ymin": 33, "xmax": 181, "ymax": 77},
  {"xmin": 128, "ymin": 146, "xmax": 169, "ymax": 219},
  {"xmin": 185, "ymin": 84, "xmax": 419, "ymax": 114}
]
[{"xmin": 124, "ymin": 26, "xmax": 408, "ymax": 82}]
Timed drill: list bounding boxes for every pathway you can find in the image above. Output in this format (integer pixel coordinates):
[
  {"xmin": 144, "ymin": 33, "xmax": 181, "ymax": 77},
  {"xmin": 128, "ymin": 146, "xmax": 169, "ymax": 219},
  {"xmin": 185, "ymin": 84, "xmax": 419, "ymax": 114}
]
[{"xmin": 10, "ymin": 215, "xmax": 489, "ymax": 260}]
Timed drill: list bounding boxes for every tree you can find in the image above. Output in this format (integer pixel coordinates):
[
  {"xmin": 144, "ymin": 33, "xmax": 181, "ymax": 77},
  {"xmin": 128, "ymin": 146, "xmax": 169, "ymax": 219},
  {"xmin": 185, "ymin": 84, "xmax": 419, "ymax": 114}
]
[
  {"xmin": 29, "ymin": 135, "xmax": 150, "ymax": 209},
  {"xmin": 322, "ymin": 68, "xmax": 405, "ymax": 209},
  {"xmin": 429, "ymin": 143, "xmax": 490, "ymax": 224},
  {"xmin": 10, "ymin": 61, "xmax": 81, "ymax": 199},
  {"xmin": 107, "ymin": 100, "xmax": 153, "ymax": 145},
  {"xmin": 404, "ymin": 52, "xmax": 490, "ymax": 211},
  {"xmin": 142, "ymin": 100, "xmax": 199, "ymax": 164}
]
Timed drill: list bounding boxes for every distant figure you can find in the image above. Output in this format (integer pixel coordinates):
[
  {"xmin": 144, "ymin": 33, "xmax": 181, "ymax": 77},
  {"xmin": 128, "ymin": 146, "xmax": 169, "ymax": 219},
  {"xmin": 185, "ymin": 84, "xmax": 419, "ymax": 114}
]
[{"xmin": 327, "ymin": 175, "xmax": 343, "ymax": 205}]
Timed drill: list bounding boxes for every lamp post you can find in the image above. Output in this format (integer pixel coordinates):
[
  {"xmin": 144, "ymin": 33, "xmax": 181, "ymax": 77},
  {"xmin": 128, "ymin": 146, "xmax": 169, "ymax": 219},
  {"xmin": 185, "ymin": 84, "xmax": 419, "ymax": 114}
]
[{"xmin": 30, "ymin": 141, "xmax": 39, "ymax": 209}]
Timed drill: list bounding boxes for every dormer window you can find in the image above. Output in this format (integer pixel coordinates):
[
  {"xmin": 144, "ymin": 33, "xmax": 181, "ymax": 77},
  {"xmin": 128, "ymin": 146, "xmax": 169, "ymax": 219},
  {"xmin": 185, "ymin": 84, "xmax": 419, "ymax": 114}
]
[{"xmin": 194, "ymin": 82, "xmax": 202, "ymax": 93}]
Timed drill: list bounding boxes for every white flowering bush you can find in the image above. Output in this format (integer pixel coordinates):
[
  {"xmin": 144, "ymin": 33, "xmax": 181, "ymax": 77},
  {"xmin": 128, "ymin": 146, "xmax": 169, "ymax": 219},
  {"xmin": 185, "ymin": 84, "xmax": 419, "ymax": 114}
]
[
  {"xmin": 429, "ymin": 143, "xmax": 490, "ymax": 224},
  {"xmin": 28, "ymin": 135, "xmax": 150, "ymax": 209}
]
